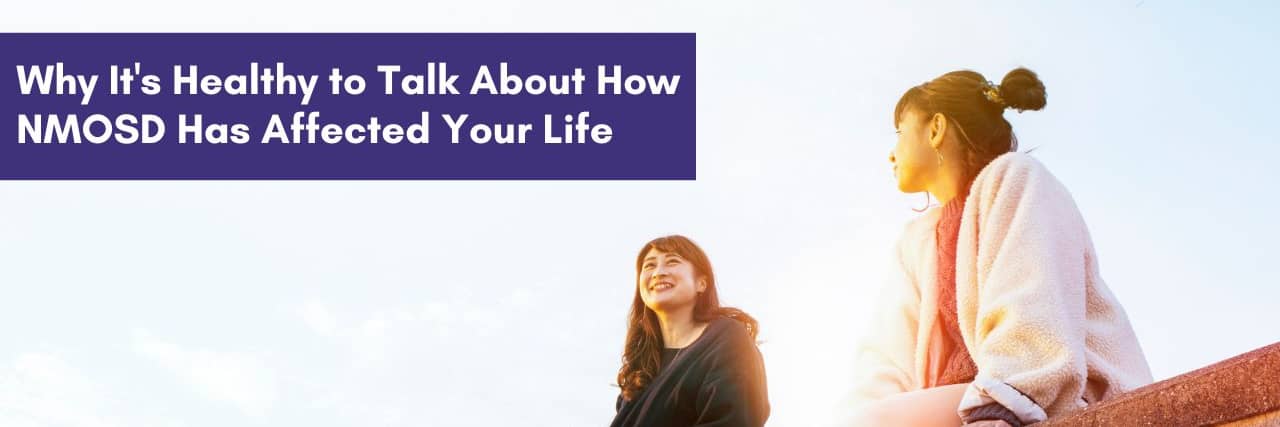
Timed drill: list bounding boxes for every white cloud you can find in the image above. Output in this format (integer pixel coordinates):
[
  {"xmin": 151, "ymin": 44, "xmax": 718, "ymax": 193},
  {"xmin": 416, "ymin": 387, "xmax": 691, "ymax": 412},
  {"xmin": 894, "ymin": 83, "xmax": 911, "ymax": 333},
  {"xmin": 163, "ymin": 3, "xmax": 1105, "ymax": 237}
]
[
  {"xmin": 0, "ymin": 352, "xmax": 121, "ymax": 427},
  {"xmin": 132, "ymin": 330, "xmax": 278, "ymax": 417},
  {"xmin": 292, "ymin": 289, "xmax": 529, "ymax": 368},
  {"xmin": 296, "ymin": 301, "xmax": 338, "ymax": 337},
  {"xmin": 281, "ymin": 290, "xmax": 556, "ymax": 425}
]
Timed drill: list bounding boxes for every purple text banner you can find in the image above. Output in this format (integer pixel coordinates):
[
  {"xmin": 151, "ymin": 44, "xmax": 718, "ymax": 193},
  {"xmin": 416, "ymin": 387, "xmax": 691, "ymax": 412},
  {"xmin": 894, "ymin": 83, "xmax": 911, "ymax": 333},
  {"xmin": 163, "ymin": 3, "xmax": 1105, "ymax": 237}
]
[{"xmin": 1, "ymin": 33, "xmax": 695, "ymax": 179}]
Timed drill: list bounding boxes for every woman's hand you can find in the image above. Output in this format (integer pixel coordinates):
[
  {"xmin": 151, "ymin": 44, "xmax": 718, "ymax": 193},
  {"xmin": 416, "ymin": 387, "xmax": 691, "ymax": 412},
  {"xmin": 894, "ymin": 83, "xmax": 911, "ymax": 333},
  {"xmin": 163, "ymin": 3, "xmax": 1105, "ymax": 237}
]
[{"xmin": 963, "ymin": 421, "xmax": 1013, "ymax": 427}]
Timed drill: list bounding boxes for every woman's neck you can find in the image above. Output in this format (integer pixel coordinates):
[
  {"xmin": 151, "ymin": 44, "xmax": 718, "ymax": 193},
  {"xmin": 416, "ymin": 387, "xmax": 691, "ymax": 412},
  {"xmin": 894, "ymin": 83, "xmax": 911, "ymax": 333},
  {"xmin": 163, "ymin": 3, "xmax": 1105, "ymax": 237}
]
[
  {"xmin": 655, "ymin": 307, "xmax": 705, "ymax": 348},
  {"xmin": 929, "ymin": 159, "xmax": 970, "ymax": 205}
]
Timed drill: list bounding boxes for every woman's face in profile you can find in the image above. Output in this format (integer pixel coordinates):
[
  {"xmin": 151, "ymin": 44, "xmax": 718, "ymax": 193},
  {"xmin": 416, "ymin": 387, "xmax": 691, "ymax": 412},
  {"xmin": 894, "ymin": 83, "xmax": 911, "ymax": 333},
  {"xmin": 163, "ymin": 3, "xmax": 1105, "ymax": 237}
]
[
  {"xmin": 890, "ymin": 107, "xmax": 936, "ymax": 194},
  {"xmin": 637, "ymin": 247, "xmax": 703, "ymax": 313}
]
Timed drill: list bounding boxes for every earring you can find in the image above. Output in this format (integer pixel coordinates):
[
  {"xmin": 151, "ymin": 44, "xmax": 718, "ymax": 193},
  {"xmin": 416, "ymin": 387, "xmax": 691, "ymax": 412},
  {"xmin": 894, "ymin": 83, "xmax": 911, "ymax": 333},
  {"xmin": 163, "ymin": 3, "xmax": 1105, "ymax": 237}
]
[
  {"xmin": 935, "ymin": 147, "xmax": 944, "ymax": 166},
  {"xmin": 912, "ymin": 191, "xmax": 932, "ymax": 213}
]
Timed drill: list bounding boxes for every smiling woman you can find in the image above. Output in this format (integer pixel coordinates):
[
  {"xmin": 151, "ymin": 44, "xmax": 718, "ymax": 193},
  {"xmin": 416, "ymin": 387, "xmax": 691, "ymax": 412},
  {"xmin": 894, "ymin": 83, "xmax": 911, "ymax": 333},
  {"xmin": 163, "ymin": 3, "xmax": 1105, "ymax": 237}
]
[{"xmin": 611, "ymin": 235, "xmax": 770, "ymax": 427}]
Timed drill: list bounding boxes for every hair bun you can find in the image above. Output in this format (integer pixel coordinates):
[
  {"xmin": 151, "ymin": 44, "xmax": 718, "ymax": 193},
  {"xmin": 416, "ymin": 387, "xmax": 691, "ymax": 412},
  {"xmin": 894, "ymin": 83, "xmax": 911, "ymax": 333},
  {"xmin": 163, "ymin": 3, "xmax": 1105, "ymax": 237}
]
[{"xmin": 998, "ymin": 67, "xmax": 1046, "ymax": 111}]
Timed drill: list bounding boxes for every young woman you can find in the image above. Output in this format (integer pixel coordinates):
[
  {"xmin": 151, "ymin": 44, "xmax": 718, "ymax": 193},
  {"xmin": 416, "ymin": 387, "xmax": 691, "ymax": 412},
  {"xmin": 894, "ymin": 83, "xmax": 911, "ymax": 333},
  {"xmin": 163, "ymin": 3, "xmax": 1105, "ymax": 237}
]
[
  {"xmin": 845, "ymin": 68, "xmax": 1153, "ymax": 426},
  {"xmin": 611, "ymin": 235, "xmax": 770, "ymax": 427}
]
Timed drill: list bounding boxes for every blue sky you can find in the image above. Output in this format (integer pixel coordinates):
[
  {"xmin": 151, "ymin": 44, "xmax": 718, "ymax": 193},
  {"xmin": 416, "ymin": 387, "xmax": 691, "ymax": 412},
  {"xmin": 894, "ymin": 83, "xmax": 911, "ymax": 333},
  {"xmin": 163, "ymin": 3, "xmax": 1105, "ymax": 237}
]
[{"xmin": 1, "ymin": 1, "xmax": 1277, "ymax": 426}]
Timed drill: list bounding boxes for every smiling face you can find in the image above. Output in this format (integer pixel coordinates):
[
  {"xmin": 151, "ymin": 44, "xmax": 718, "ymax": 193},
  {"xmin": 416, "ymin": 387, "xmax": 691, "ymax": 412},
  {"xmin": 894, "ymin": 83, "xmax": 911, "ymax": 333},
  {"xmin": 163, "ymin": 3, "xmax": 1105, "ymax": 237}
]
[
  {"xmin": 637, "ymin": 247, "xmax": 706, "ymax": 314},
  {"xmin": 890, "ymin": 107, "xmax": 943, "ymax": 194}
]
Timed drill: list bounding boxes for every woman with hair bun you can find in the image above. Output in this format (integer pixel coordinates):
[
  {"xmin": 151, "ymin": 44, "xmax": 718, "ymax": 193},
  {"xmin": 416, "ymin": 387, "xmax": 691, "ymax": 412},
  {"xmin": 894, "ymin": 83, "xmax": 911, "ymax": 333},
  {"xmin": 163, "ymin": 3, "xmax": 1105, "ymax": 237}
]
[
  {"xmin": 844, "ymin": 68, "xmax": 1153, "ymax": 426},
  {"xmin": 611, "ymin": 235, "xmax": 769, "ymax": 427}
]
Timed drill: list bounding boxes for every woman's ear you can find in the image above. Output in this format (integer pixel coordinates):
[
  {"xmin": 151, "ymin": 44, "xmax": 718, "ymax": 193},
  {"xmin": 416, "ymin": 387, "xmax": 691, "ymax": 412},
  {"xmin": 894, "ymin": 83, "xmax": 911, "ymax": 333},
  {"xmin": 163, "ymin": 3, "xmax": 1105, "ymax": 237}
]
[
  {"xmin": 697, "ymin": 278, "xmax": 707, "ymax": 293},
  {"xmin": 929, "ymin": 112, "xmax": 948, "ymax": 149}
]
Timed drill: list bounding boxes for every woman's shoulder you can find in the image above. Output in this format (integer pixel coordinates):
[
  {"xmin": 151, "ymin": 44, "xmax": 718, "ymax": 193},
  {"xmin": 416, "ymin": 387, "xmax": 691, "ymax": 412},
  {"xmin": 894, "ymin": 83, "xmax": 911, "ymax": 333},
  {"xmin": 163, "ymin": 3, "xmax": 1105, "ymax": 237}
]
[
  {"xmin": 970, "ymin": 151, "xmax": 1071, "ymax": 201},
  {"xmin": 972, "ymin": 151, "xmax": 1054, "ymax": 187},
  {"xmin": 968, "ymin": 151, "xmax": 1088, "ymax": 230},
  {"xmin": 903, "ymin": 208, "xmax": 943, "ymax": 236},
  {"xmin": 704, "ymin": 316, "xmax": 757, "ymax": 350},
  {"xmin": 894, "ymin": 206, "xmax": 943, "ymax": 261},
  {"xmin": 697, "ymin": 317, "xmax": 764, "ymax": 373},
  {"xmin": 975, "ymin": 151, "xmax": 1052, "ymax": 183}
]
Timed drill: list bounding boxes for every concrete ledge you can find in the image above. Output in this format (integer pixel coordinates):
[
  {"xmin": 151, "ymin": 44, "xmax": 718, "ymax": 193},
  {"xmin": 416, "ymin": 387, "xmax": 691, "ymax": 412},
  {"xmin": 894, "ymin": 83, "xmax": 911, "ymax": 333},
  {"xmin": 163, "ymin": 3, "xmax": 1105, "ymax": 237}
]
[{"xmin": 1041, "ymin": 342, "xmax": 1280, "ymax": 426}]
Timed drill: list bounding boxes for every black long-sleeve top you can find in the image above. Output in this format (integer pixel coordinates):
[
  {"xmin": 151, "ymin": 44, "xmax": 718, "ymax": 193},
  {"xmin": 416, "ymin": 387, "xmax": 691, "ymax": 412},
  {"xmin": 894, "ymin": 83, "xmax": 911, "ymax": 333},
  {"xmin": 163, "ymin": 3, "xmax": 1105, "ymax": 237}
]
[{"xmin": 611, "ymin": 316, "xmax": 770, "ymax": 427}]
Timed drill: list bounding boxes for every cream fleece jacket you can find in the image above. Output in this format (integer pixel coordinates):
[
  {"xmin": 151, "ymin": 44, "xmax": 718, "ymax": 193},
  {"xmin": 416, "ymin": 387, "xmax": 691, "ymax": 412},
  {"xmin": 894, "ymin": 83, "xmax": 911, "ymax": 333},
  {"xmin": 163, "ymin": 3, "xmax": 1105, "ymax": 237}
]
[{"xmin": 846, "ymin": 152, "xmax": 1153, "ymax": 424}]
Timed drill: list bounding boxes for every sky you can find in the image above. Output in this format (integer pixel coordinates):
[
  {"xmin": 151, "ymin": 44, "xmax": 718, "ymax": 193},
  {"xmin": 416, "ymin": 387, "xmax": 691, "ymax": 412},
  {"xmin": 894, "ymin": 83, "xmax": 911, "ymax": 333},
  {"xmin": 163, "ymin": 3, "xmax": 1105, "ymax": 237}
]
[{"xmin": 2, "ymin": 1, "xmax": 1279, "ymax": 426}]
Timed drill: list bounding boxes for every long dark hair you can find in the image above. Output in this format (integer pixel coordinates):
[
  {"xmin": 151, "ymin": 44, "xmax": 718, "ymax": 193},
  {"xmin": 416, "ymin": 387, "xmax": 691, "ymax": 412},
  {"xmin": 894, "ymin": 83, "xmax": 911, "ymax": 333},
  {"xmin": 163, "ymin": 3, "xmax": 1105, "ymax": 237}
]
[
  {"xmin": 894, "ymin": 67, "xmax": 1048, "ymax": 183},
  {"xmin": 615, "ymin": 235, "xmax": 758, "ymax": 401}
]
